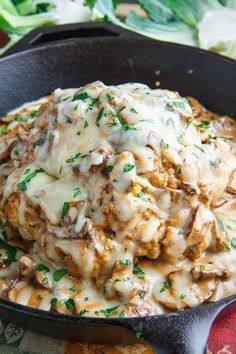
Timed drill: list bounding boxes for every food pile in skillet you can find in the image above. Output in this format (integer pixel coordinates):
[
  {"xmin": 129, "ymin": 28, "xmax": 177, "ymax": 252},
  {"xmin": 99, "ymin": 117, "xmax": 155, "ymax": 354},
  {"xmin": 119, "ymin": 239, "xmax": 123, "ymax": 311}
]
[{"xmin": 0, "ymin": 81, "xmax": 235, "ymax": 317}]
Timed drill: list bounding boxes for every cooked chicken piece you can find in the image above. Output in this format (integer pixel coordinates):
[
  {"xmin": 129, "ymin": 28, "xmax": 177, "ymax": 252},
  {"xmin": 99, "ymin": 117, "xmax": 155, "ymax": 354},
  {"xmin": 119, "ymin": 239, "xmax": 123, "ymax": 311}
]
[
  {"xmin": 227, "ymin": 169, "xmax": 236, "ymax": 194},
  {"xmin": 184, "ymin": 204, "xmax": 214, "ymax": 260},
  {"xmin": 34, "ymin": 268, "xmax": 52, "ymax": 289},
  {"xmin": 18, "ymin": 254, "xmax": 35, "ymax": 276},
  {"xmin": 162, "ymin": 226, "xmax": 186, "ymax": 263},
  {"xmin": 128, "ymin": 302, "xmax": 158, "ymax": 316},
  {"xmin": 191, "ymin": 263, "xmax": 231, "ymax": 281},
  {"xmin": 4, "ymin": 193, "xmax": 46, "ymax": 241},
  {"xmin": 0, "ymin": 276, "xmax": 12, "ymax": 296}
]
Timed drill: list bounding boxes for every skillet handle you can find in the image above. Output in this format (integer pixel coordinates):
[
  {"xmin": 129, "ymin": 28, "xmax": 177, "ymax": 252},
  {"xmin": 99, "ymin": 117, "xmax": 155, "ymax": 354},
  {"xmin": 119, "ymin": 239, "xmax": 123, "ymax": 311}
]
[
  {"xmin": 125, "ymin": 297, "xmax": 236, "ymax": 354},
  {"xmin": 4, "ymin": 22, "xmax": 140, "ymax": 56}
]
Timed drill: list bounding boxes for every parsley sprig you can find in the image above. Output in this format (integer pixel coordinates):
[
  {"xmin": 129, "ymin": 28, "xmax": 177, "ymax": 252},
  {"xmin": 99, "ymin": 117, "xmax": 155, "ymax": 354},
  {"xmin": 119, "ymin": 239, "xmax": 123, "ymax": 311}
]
[{"xmin": 18, "ymin": 168, "xmax": 44, "ymax": 191}]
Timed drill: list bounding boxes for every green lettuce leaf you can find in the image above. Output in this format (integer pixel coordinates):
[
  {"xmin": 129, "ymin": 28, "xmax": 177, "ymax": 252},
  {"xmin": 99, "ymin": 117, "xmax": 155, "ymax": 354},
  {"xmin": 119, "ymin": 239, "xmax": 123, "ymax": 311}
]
[
  {"xmin": 164, "ymin": 0, "xmax": 223, "ymax": 27},
  {"xmin": 137, "ymin": 0, "xmax": 174, "ymax": 24},
  {"xmin": 126, "ymin": 11, "xmax": 196, "ymax": 45}
]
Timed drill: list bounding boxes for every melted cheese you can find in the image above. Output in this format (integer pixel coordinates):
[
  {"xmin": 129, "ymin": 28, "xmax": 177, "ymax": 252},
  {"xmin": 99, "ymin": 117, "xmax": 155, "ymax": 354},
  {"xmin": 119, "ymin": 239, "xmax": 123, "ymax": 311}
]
[{"xmin": 0, "ymin": 81, "xmax": 235, "ymax": 317}]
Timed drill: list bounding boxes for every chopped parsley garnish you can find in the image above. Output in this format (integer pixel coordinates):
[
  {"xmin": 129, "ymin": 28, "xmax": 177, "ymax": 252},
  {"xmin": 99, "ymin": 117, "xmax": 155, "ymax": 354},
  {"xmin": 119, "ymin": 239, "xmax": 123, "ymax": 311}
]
[
  {"xmin": 231, "ymin": 237, "xmax": 236, "ymax": 249},
  {"xmin": 136, "ymin": 192, "xmax": 143, "ymax": 198},
  {"xmin": 0, "ymin": 128, "xmax": 9, "ymax": 135},
  {"xmin": 208, "ymin": 133, "xmax": 217, "ymax": 140},
  {"xmin": 107, "ymin": 113, "xmax": 123, "ymax": 128},
  {"xmin": 210, "ymin": 160, "xmax": 219, "ymax": 168},
  {"xmin": 2, "ymin": 231, "xmax": 8, "ymax": 241},
  {"xmin": 163, "ymin": 143, "xmax": 169, "ymax": 149},
  {"xmin": 119, "ymin": 106, "xmax": 126, "ymax": 112},
  {"xmin": 221, "ymin": 240, "xmax": 231, "ymax": 251},
  {"xmin": 180, "ymin": 294, "xmax": 186, "ymax": 300},
  {"xmin": 120, "ymin": 259, "xmax": 131, "ymax": 266},
  {"xmin": 1, "ymin": 275, "xmax": 8, "ymax": 281},
  {"xmin": 176, "ymin": 167, "xmax": 182, "ymax": 175},
  {"xmin": 105, "ymin": 165, "xmax": 114, "ymax": 173},
  {"xmin": 119, "ymin": 310, "xmax": 125, "ymax": 318},
  {"xmin": 30, "ymin": 110, "xmax": 39, "ymax": 118},
  {"xmin": 167, "ymin": 98, "xmax": 190, "ymax": 115},
  {"xmin": 123, "ymin": 163, "xmax": 134, "ymax": 173},
  {"xmin": 166, "ymin": 117, "xmax": 174, "ymax": 127},
  {"xmin": 73, "ymin": 187, "xmax": 81, "ymax": 198},
  {"xmin": 106, "ymin": 93, "xmax": 115, "ymax": 102},
  {"xmin": 160, "ymin": 280, "xmax": 172, "ymax": 292},
  {"xmin": 15, "ymin": 116, "xmax": 28, "ymax": 123},
  {"xmin": 121, "ymin": 124, "xmax": 137, "ymax": 131},
  {"xmin": 168, "ymin": 313, "xmax": 180, "ymax": 317},
  {"xmin": 200, "ymin": 265, "xmax": 205, "ymax": 271},
  {"xmin": 164, "ymin": 280, "xmax": 172, "ymax": 289},
  {"xmin": 133, "ymin": 267, "xmax": 145, "ymax": 274},
  {"xmin": 138, "ymin": 291, "xmax": 145, "ymax": 300},
  {"xmin": 78, "ymin": 309, "xmax": 89, "ymax": 316},
  {"xmin": 61, "ymin": 202, "xmax": 69, "ymax": 218},
  {"xmin": 42, "ymin": 277, "xmax": 49, "ymax": 285},
  {"xmin": 65, "ymin": 152, "xmax": 81, "ymax": 165},
  {"xmin": 216, "ymin": 216, "xmax": 225, "ymax": 232},
  {"xmin": 135, "ymin": 330, "xmax": 142, "ymax": 338},
  {"xmin": 96, "ymin": 108, "xmax": 104, "ymax": 127},
  {"xmin": 131, "ymin": 108, "xmax": 138, "ymax": 113},
  {"xmin": 50, "ymin": 298, "xmax": 57, "ymax": 305},
  {"xmin": 138, "ymin": 275, "xmax": 145, "ymax": 280},
  {"xmin": 53, "ymin": 268, "xmax": 68, "ymax": 281},
  {"xmin": 72, "ymin": 92, "xmax": 89, "ymax": 102},
  {"xmin": 69, "ymin": 285, "xmax": 77, "ymax": 293},
  {"xmin": 33, "ymin": 138, "xmax": 44, "ymax": 148},
  {"xmin": 36, "ymin": 264, "xmax": 50, "ymax": 273},
  {"xmin": 73, "ymin": 103, "xmax": 79, "ymax": 111},
  {"xmin": 65, "ymin": 298, "xmax": 75, "ymax": 309},
  {"xmin": 84, "ymin": 297, "xmax": 89, "ymax": 301},
  {"xmin": 192, "ymin": 152, "xmax": 199, "ymax": 159},
  {"xmin": 84, "ymin": 120, "xmax": 89, "ymax": 128},
  {"xmin": 176, "ymin": 135, "xmax": 183, "ymax": 144},
  {"xmin": 0, "ymin": 240, "xmax": 17, "ymax": 265},
  {"xmin": 17, "ymin": 168, "xmax": 44, "ymax": 191},
  {"xmin": 195, "ymin": 120, "xmax": 210, "ymax": 129},
  {"xmin": 99, "ymin": 198, "xmax": 103, "ymax": 206},
  {"xmin": 24, "ymin": 168, "xmax": 30, "ymax": 175},
  {"xmin": 100, "ymin": 305, "xmax": 119, "ymax": 318},
  {"xmin": 194, "ymin": 144, "xmax": 205, "ymax": 153},
  {"xmin": 137, "ymin": 256, "xmax": 144, "ymax": 262}
]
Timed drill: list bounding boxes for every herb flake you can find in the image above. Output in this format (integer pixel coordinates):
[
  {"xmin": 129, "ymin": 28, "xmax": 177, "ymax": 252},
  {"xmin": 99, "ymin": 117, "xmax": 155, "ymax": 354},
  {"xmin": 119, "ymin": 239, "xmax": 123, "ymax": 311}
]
[
  {"xmin": 123, "ymin": 163, "xmax": 134, "ymax": 173},
  {"xmin": 17, "ymin": 168, "xmax": 44, "ymax": 191},
  {"xmin": 53, "ymin": 268, "xmax": 68, "ymax": 282}
]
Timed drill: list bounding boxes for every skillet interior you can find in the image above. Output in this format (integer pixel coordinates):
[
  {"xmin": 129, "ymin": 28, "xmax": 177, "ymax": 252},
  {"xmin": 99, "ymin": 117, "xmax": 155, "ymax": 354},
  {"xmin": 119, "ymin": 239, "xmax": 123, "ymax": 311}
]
[{"xmin": 0, "ymin": 22, "xmax": 236, "ymax": 354}]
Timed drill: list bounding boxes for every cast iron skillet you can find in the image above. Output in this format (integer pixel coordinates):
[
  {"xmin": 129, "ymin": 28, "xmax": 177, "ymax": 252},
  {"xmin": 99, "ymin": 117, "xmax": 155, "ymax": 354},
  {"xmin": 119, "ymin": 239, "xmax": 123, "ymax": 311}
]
[{"xmin": 0, "ymin": 22, "xmax": 236, "ymax": 354}]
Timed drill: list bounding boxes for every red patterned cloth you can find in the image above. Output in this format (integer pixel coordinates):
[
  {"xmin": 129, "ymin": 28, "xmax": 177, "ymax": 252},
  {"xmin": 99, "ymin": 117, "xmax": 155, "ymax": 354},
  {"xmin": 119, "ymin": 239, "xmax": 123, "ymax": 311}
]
[
  {"xmin": 207, "ymin": 309, "xmax": 236, "ymax": 354},
  {"xmin": 0, "ymin": 29, "xmax": 235, "ymax": 354}
]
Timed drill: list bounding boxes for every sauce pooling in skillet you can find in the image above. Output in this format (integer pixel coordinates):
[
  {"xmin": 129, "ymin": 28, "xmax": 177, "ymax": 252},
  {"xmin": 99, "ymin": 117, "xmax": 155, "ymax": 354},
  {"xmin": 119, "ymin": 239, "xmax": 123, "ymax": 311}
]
[{"xmin": 0, "ymin": 81, "xmax": 235, "ymax": 317}]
